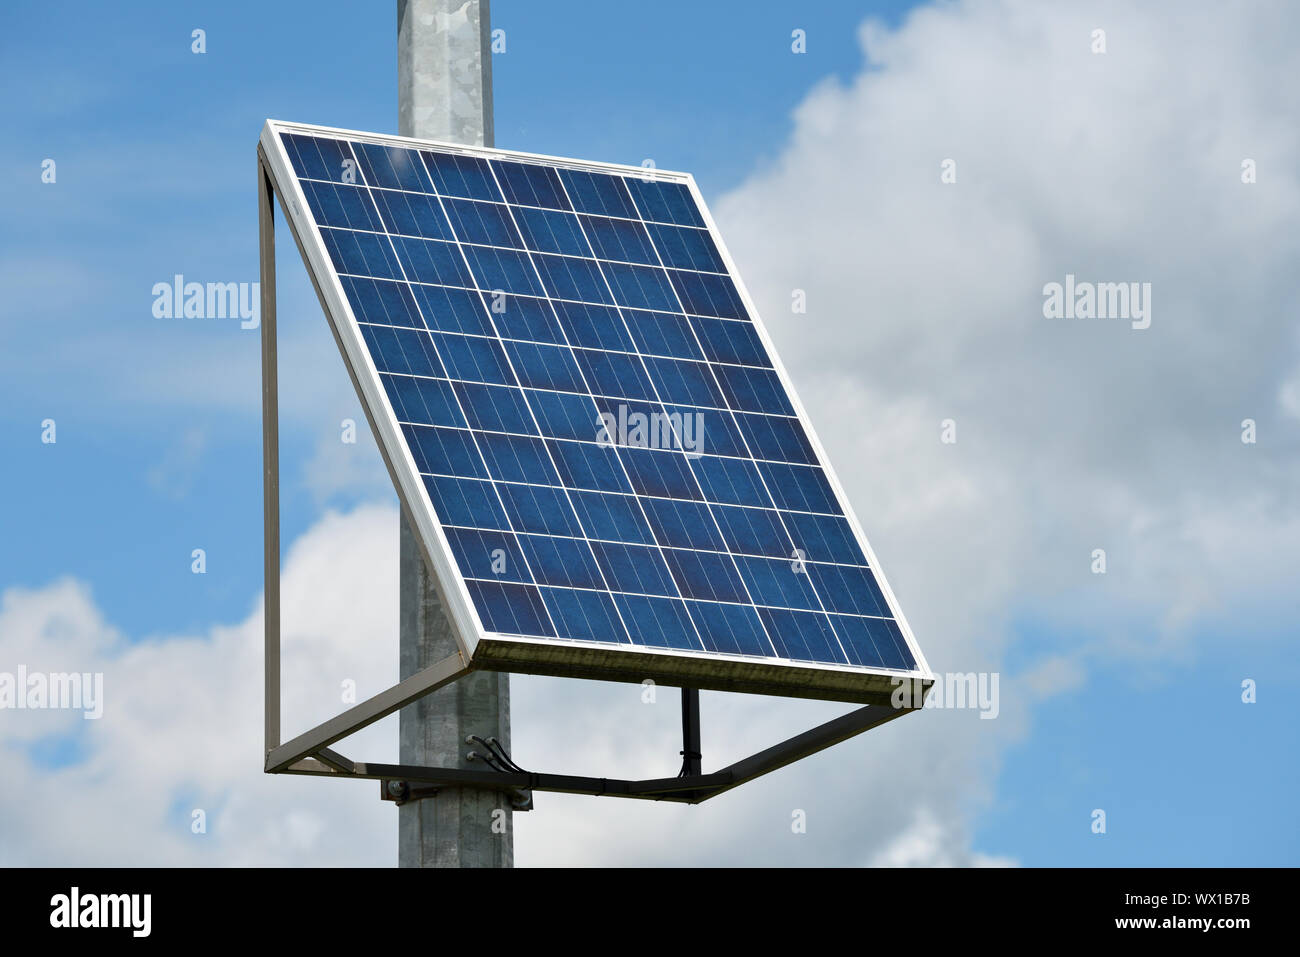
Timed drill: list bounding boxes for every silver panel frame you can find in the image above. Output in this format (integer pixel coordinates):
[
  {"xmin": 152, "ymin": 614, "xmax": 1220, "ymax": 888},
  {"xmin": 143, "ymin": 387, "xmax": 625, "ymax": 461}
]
[{"xmin": 259, "ymin": 119, "xmax": 936, "ymax": 770}]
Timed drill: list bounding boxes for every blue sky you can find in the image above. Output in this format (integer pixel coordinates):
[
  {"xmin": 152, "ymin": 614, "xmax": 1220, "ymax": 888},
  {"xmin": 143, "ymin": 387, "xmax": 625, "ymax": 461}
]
[{"xmin": 2, "ymin": 0, "xmax": 1297, "ymax": 867}]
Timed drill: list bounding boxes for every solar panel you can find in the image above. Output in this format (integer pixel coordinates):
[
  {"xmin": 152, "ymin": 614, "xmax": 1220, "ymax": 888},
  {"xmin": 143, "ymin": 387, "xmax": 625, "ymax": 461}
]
[{"xmin": 260, "ymin": 120, "xmax": 932, "ymax": 703}]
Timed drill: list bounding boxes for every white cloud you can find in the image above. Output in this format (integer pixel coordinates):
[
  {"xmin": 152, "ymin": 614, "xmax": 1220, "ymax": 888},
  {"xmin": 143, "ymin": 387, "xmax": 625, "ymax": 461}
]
[
  {"xmin": 1279, "ymin": 369, "xmax": 1300, "ymax": 421},
  {"xmin": 868, "ymin": 807, "xmax": 1016, "ymax": 868},
  {"xmin": 298, "ymin": 416, "xmax": 393, "ymax": 506},
  {"xmin": 0, "ymin": 506, "xmax": 401, "ymax": 866}
]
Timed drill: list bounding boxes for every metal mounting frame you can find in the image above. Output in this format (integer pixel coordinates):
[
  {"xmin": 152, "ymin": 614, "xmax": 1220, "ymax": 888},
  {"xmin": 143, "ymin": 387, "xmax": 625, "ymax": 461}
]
[{"xmin": 259, "ymin": 141, "xmax": 930, "ymax": 804}]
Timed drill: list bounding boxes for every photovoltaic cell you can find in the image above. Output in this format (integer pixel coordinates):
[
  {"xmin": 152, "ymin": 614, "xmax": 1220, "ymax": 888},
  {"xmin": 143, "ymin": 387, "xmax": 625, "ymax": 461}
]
[{"xmin": 276, "ymin": 127, "xmax": 919, "ymax": 675}]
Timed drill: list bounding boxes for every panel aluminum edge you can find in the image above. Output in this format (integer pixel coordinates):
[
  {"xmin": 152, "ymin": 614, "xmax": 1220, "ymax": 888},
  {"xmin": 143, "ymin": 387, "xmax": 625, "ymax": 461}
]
[{"xmin": 259, "ymin": 119, "xmax": 484, "ymax": 664}]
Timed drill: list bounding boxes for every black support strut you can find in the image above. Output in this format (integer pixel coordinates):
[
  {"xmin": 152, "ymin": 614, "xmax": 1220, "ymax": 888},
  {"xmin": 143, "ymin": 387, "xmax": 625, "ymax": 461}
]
[{"xmin": 679, "ymin": 687, "xmax": 702, "ymax": 777}]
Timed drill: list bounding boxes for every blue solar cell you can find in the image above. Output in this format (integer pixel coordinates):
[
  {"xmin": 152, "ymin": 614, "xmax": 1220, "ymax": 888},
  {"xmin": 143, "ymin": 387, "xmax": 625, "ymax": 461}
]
[
  {"xmin": 782, "ymin": 511, "xmax": 866, "ymax": 565},
  {"xmin": 602, "ymin": 262, "xmax": 679, "ymax": 312},
  {"xmin": 691, "ymin": 317, "xmax": 770, "ymax": 367},
  {"xmin": 512, "ymin": 207, "xmax": 591, "ymax": 256},
  {"xmin": 573, "ymin": 348, "xmax": 658, "ymax": 402},
  {"xmin": 452, "ymin": 382, "xmax": 536, "ymax": 434},
  {"xmin": 591, "ymin": 397, "xmax": 696, "ymax": 456},
  {"xmin": 559, "ymin": 168, "xmax": 640, "ymax": 219},
  {"xmin": 503, "ymin": 340, "xmax": 588, "ymax": 393},
  {"xmin": 278, "ymin": 126, "xmax": 922, "ymax": 679},
  {"xmin": 640, "ymin": 496, "xmax": 726, "ymax": 551},
  {"xmin": 496, "ymin": 482, "xmax": 585, "ymax": 537},
  {"xmin": 620, "ymin": 447, "xmax": 702, "ymax": 500},
  {"xmin": 403, "ymin": 425, "xmax": 485, "ymax": 477},
  {"xmin": 830, "ymin": 614, "xmax": 914, "ymax": 670},
  {"xmin": 661, "ymin": 407, "xmax": 707, "ymax": 457},
  {"xmin": 443, "ymin": 197, "xmax": 523, "ymax": 247},
  {"xmin": 283, "ymin": 134, "xmax": 354, "ymax": 183},
  {"xmin": 734, "ymin": 412, "xmax": 817, "ymax": 464},
  {"xmin": 690, "ymin": 454, "xmax": 770, "ymax": 508},
  {"xmin": 390, "ymin": 235, "xmax": 472, "ymax": 286},
  {"xmin": 383, "ymin": 374, "xmax": 464, "ymax": 428},
  {"xmin": 424, "ymin": 475, "xmax": 509, "ymax": 530},
  {"xmin": 646, "ymin": 222, "xmax": 726, "ymax": 272},
  {"xmin": 712, "ymin": 505, "xmax": 792, "ymax": 559},
  {"xmin": 460, "ymin": 244, "xmax": 545, "ymax": 297},
  {"xmin": 547, "ymin": 439, "xmax": 633, "ymax": 493},
  {"xmin": 758, "ymin": 607, "xmax": 845, "ymax": 665},
  {"xmin": 580, "ymin": 215, "xmax": 658, "ymax": 265},
  {"xmin": 589, "ymin": 394, "xmax": 647, "ymax": 432},
  {"xmin": 368, "ymin": 188, "xmax": 452, "ymax": 240},
  {"xmin": 625, "ymin": 178, "xmax": 706, "ymax": 227},
  {"xmin": 321, "ymin": 228, "xmax": 404, "ymax": 280},
  {"xmin": 589, "ymin": 540, "xmax": 679, "ymax": 597},
  {"xmin": 476, "ymin": 431, "xmax": 559, "ymax": 485},
  {"xmin": 687, "ymin": 600, "xmax": 771, "ymax": 657},
  {"xmin": 492, "ymin": 161, "xmax": 571, "ymax": 210},
  {"xmin": 533, "ymin": 253, "xmax": 613, "ymax": 304},
  {"xmin": 409, "ymin": 284, "xmax": 495, "ymax": 336},
  {"xmin": 714, "ymin": 364, "xmax": 795, "ymax": 415},
  {"xmin": 807, "ymin": 563, "xmax": 890, "ymax": 618},
  {"xmin": 445, "ymin": 527, "xmax": 531, "ymax": 583},
  {"xmin": 360, "ymin": 325, "xmax": 444, "ymax": 377},
  {"xmin": 526, "ymin": 388, "xmax": 601, "ymax": 441},
  {"xmin": 758, "ymin": 461, "xmax": 841, "ymax": 515},
  {"xmin": 430, "ymin": 331, "xmax": 515, "ymax": 385},
  {"xmin": 662, "ymin": 548, "xmax": 750, "ymax": 603},
  {"xmin": 667, "ymin": 270, "xmax": 745, "ymax": 318},
  {"xmin": 735, "ymin": 555, "xmax": 822, "ymax": 612},
  {"xmin": 612, "ymin": 594, "xmax": 701, "ymax": 650},
  {"xmin": 550, "ymin": 301, "xmax": 634, "ymax": 352},
  {"xmin": 467, "ymin": 580, "xmax": 553, "ymax": 637},
  {"xmin": 518, "ymin": 534, "xmax": 606, "ymax": 589},
  {"xmin": 490, "ymin": 294, "xmax": 565, "ymax": 344},
  {"xmin": 661, "ymin": 403, "xmax": 748, "ymax": 457},
  {"xmin": 541, "ymin": 587, "xmax": 626, "ymax": 643},
  {"xmin": 422, "ymin": 151, "xmax": 502, "ymax": 202},
  {"xmin": 341, "ymin": 276, "xmax": 423, "ymax": 327},
  {"xmin": 623, "ymin": 311, "xmax": 704, "ymax": 360},
  {"xmin": 301, "ymin": 181, "xmax": 384, "ymax": 232},
  {"xmin": 642, "ymin": 356, "xmax": 723, "ymax": 408},
  {"xmin": 569, "ymin": 489, "xmax": 656, "ymax": 544},
  {"xmin": 354, "ymin": 143, "xmax": 432, "ymax": 192}
]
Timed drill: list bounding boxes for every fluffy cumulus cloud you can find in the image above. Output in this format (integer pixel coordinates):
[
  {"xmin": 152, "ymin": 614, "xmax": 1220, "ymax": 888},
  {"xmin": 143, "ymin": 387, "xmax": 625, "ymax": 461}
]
[
  {"xmin": 4, "ymin": 0, "xmax": 1299, "ymax": 866},
  {"xmin": 0, "ymin": 506, "xmax": 402, "ymax": 866}
]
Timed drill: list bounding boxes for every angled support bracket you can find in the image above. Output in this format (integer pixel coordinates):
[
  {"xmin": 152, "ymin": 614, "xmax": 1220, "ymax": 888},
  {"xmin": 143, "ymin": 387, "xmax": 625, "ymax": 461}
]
[
  {"xmin": 361, "ymin": 697, "xmax": 915, "ymax": 806},
  {"xmin": 265, "ymin": 652, "xmax": 470, "ymax": 773},
  {"xmin": 260, "ymin": 146, "xmax": 476, "ymax": 777}
]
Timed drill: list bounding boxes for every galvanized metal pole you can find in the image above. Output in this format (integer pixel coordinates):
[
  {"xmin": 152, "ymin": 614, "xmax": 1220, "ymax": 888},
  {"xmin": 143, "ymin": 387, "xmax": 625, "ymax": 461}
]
[{"xmin": 396, "ymin": 0, "xmax": 511, "ymax": 868}]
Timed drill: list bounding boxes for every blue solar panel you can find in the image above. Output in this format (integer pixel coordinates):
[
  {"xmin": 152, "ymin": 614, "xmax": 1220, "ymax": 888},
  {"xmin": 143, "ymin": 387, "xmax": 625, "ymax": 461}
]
[{"xmin": 273, "ymin": 125, "xmax": 921, "ymax": 677}]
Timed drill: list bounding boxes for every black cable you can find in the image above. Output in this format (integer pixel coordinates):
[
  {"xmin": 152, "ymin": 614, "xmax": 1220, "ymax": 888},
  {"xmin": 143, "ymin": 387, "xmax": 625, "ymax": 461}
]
[
  {"xmin": 468, "ymin": 735, "xmax": 527, "ymax": 774},
  {"xmin": 477, "ymin": 735, "xmax": 526, "ymax": 773},
  {"xmin": 678, "ymin": 749, "xmax": 702, "ymax": 778},
  {"xmin": 485, "ymin": 737, "xmax": 527, "ymax": 774},
  {"xmin": 467, "ymin": 749, "xmax": 506, "ymax": 773}
]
